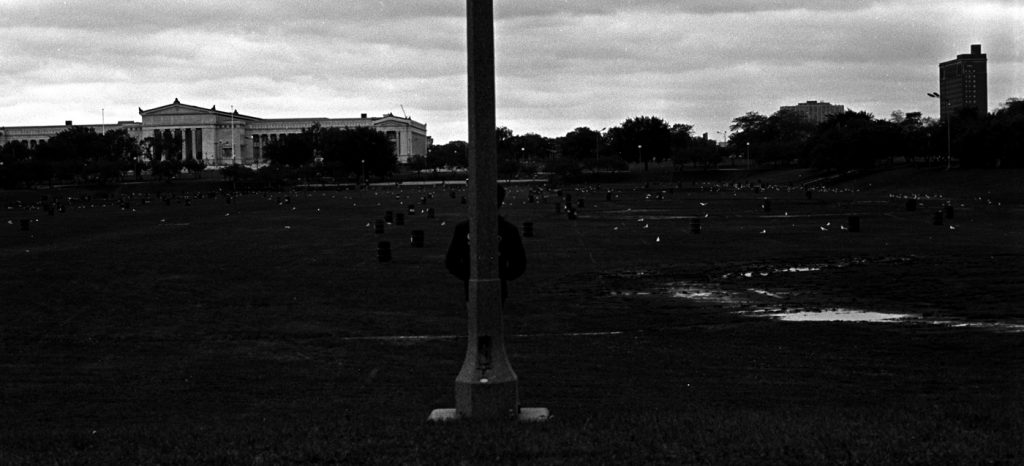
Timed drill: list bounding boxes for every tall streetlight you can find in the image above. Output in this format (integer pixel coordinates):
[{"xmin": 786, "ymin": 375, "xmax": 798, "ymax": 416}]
[
  {"xmin": 428, "ymin": 0, "xmax": 546, "ymax": 422},
  {"xmin": 745, "ymin": 142, "xmax": 751, "ymax": 170},
  {"xmin": 638, "ymin": 144, "xmax": 645, "ymax": 171},
  {"xmin": 361, "ymin": 159, "xmax": 366, "ymax": 186},
  {"xmin": 595, "ymin": 127, "xmax": 607, "ymax": 162},
  {"xmin": 927, "ymin": 92, "xmax": 952, "ymax": 170},
  {"xmin": 716, "ymin": 130, "xmax": 730, "ymax": 166},
  {"xmin": 230, "ymin": 106, "xmax": 237, "ymax": 165}
]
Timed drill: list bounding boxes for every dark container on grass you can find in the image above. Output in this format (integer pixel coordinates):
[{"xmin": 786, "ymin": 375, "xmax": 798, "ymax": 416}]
[
  {"xmin": 395, "ymin": 213, "xmax": 405, "ymax": 226},
  {"xmin": 606, "ymin": 192, "xmax": 613, "ymax": 201},
  {"xmin": 378, "ymin": 241, "xmax": 392, "ymax": 262},
  {"xmin": 410, "ymin": 230, "xmax": 424, "ymax": 248},
  {"xmin": 20, "ymin": 219, "xmax": 30, "ymax": 231},
  {"xmin": 374, "ymin": 220, "xmax": 385, "ymax": 234},
  {"xmin": 384, "ymin": 211, "xmax": 394, "ymax": 223},
  {"xmin": 690, "ymin": 218, "xmax": 701, "ymax": 234},
  {"xmin": 933, "ymin": 211, "xmax": 944, "ymax": 226},
  {"xmin": 522, "ymin": 222, "xmax": 534, "ymax": 238},
  {"xmin": 944, "ymin": 205, "xmax": 954, "ymax": 219},
  {"xmin": 906, "ymin": 199, "xmax": 917, "ymax": 211},
  {"xmin": 762, "ymin": 199, "xmax": 771, "ymax": 212},
  {"xmin": 578, "ymin": 199, "xmax": 585, "ymax": 208},
  {"xmin": 427, "ymin": 208, "xmax": 435, "ymax": 219}
]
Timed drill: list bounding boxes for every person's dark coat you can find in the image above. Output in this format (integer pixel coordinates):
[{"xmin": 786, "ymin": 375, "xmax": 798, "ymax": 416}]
[{"xmin": 445, "ymin": 217, "xmax": 526, "ymax": 302}]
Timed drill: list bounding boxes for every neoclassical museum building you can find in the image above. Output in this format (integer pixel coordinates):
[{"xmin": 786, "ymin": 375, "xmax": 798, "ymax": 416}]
[{"xmin": 0, "ymin": 99, "xmax": 431, "ymax": 165}]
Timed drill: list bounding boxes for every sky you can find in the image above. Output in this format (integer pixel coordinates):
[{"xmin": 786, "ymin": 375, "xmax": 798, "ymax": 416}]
[{"xmin": 1, "ymin": 0, "xmax": 1022, "ymax": 144}]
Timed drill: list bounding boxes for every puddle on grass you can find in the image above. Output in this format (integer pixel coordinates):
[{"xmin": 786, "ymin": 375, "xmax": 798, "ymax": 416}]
[
  {"xmin": 748, "ymin": 308, "xmax": 914, "ymax": 322},
  {"xmin": 722, "ymin": 257, "xmax": 915, "ymax": 280},
  {"xmin": 337, "ymin": 331, "xmax": 626, "ymax": 343},
  {"xmin": 662, "ymin": 280, "xmax": 1024, "ymax": 333}
]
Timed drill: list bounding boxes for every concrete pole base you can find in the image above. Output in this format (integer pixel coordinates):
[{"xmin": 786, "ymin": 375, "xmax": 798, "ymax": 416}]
[{"xmin": 428, "ymin": 407, "xmax": 550, "ymax": 422}]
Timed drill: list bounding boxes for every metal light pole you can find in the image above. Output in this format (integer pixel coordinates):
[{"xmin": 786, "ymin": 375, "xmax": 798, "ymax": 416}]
[
  {"xmin": 430, "ymin": 0, "xmax": 546, "ymax": 422},
  {"xmin": 595, "ymin": 127, "xmax": 606, "ymax": 162},
  {"xmin": 638, "ymin": 144, "xmax": 645, "ymax": 171},
  {"xmin": 716, "ymin": 130, "xmax": 729, "ymax": 166},
  {"xmin": 746, "ymin": 142, "xmax": 751, "ymax": 170},
  {"xmin": 928, "ymin": 92, "xmax": 952, "ymax": 170},
  {"xmin": 230, "ymin": 106, "xmax": 237, "ymax": 165},
  {"xmin": 361, "ymin": 159, "xmax": 366, "ymax": 186}
]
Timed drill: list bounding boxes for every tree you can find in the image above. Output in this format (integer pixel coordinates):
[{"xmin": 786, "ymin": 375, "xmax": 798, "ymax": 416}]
[
  {"xmin": 428, "ymin": 140, "xmax": 468, "ymax": 169},
  {"xmin": 989, "ymin": 98, "xmax": 1024, "ymax": 167},
  {"xmin": 727, "ymin": 110, "xmax": 813, "ymax": 167},
  {"xmin": 320, "ymin": 126, "xmax": 397, "ymax": 180},
  {"xmin": 0, "ymin": 140, "xmax": 46, "ymax": 188},
  {"xmin": 890, "ymin": 111, "xmax": 931, "ymax": 166},
  {"xmin": 607, "ymin": 116, "xmax": 671, "ymax": 171},
  {"xmin": 183, "ymin": 158, "xmax": 207, "ymax": 178},
  {"xmin": 763, "ymin": 109, "xmax": 814, "ymax": 166},
  {"xmin": 509, "ymin": 132, "xmax": 551, "ymax": 161},
  {"xmin": 34, "ymin": 126, "xmax": 105, "ymax": 182},
  {"xmin": 673, "ymin": 136, "xmax": 721, "ymax": 170},
  {"xmin": 264, "ymin": 133, "xmax": 315, "ymax": 168},
  {"xmin": 152, "ymin": 159, "xmax": 184, "ymax": 182},
  {"xmin": 99, "ymin": 128, "xmax": 142, "ymax": 182},
  {"xmin": 219, "ymin": 164, "xmax": 255, "ymax": 189},
  {"xmin": 560, "ymin": 127, "xmax": 604, "ymax": 161},
  {"xmin": 728, "ymin": 111, "xmax": 771, "ymax": 164},
  {"xmin": 803, "ymin": 111, "xmax": 898, "ymax": 170},
  {"xmin": 668, "ymin": 123, "xmax": 694, "ymax": 167}
]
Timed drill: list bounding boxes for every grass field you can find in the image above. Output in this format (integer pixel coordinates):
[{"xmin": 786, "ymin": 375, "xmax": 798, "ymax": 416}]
[{"xmin": 1, "ymin": 168, "xmax": 1022, "ymax": 464}]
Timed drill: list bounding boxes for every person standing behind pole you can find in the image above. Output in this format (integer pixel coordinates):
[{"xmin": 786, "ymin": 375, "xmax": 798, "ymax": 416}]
[{"xmin": 445, "ymin": 185, "xmax": 526, "ymax": 302}]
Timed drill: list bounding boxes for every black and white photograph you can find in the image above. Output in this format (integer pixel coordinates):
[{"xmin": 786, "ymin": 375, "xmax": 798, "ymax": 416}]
[{"xmin": 1, "ymin": 1, "xmax": 1022, "ymax": 464}]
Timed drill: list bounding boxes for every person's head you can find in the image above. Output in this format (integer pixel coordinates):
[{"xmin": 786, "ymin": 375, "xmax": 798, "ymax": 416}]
[{"xmin": 497, "ymin": 184, "xmax": 506, "ymax": 207}]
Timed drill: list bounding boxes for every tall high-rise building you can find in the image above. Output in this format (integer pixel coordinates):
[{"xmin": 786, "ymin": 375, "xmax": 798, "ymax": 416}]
[{"xmin": 938, "ymin": 44, "xmax": 988, "ymax": 119}]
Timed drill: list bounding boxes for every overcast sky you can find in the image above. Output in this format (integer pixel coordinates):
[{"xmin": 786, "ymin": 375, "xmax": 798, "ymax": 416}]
[{"xmin": 1, "ymin": 1, "xmax": 1021, "ymax": 144}]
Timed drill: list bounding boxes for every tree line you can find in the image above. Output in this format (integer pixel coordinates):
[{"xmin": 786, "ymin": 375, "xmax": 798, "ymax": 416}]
[
  {"xmin": 0, "ymin": 123, "xmax": 397, "ymax": 189},
  {"xmin": 415, "ymin": 97, "xmax": 1023, "ymax": 178},
  {"xmin": 3, "ymin": 98, "xmax": 1021, "ymax": 188}
]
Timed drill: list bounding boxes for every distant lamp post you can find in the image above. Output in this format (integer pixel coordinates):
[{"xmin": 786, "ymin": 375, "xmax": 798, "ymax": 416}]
[
  {"xmin": 361, "ymin": 159, "xmax": 366, "ymax": 186},
  {"xmin": 716, "ymin": 130, "xmax": 730, "ymax": 166},
  {"xmin": 595, "ymin": 127, "xmax": 607, "ymax": 161},
  {"xmin": 638, "ymin": 144, "xmax": 646, "ymax": 171},
  {"xmin": 253, "ymin": 135, "xmax": 260, "ymax": 169},
  {"xmin": 746, "ymin": 142, "xmax": 751, "ymax": 170},
  {"xmin": 927, "ymin": 92, "xmax": 952, "ymax": 170}
]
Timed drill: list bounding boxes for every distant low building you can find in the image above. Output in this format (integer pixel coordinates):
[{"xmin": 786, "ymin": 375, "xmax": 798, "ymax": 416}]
[
  {"xmin": 938, "ymin": 44, "xmax": 988, "ymax": 119},
  {"xmin": 0, "ymin": 99, "xmax": 430, "ymax": 165},
  {"xmin": 779, "ymin": 100, "xmax": 846, "ymax": 125}
]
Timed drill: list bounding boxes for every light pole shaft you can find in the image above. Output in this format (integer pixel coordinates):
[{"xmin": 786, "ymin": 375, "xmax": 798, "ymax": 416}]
[{"xmin": 456, "ymin": 0, "xmax": 518, "ymax": 419}]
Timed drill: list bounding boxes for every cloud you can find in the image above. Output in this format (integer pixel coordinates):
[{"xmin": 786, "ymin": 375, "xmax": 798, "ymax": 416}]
[{"xmin": 0, "ymin": 0, "xmax": 1021, "ymax": 143}]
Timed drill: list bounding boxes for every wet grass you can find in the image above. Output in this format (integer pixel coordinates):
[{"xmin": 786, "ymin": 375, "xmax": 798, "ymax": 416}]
[{"xmin": 1, "ymin": 169, "xmax": 1023, "ymax": 464}]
